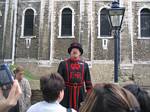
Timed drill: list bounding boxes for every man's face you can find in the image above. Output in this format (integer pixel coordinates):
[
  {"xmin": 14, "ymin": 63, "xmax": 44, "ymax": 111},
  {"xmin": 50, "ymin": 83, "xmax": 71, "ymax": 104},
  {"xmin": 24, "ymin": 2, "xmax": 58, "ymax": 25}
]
[
  {"xmin": 16, "ymin": 71, "xmax": 24, "ymax": 81},
  {"xmin": 70, "ymin": 48, "xmax": 81, "ymax": 58}
]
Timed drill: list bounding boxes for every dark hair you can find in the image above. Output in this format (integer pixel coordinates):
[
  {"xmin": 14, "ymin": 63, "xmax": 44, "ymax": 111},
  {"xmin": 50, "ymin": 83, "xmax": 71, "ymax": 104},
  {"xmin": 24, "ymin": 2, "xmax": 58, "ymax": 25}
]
[
  {"xmin": 40, "ymin": 73, "xmax": 65, "ymax": 103},
  {"xmin": 124, "ymin": 84, "xmax": 150, "ymax": 112},
  {"xmin": 79, "ymin": 83, "xmax": 140, "ymax": 112}
]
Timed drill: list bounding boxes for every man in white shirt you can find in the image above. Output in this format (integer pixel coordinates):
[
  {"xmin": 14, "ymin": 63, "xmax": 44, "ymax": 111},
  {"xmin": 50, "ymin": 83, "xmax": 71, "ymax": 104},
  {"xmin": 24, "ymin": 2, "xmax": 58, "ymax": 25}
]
[{"xmin": 27, "ymin": 73, "xmax": 76, "ymax": 112}]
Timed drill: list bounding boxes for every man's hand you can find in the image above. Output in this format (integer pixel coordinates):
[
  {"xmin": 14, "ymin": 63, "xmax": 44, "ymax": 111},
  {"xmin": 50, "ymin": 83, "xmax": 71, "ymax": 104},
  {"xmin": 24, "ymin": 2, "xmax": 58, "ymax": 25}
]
[
  {"xmin": 0, "ymin": 80, "xmax": 22, "ymax": 112},
  {"xmin": 0, "ymin": 88, "xmax": 4, "ymax": 100},
  {"xmin": 6, "ymin": 80, "xmax": 22, "ymax": 107}
]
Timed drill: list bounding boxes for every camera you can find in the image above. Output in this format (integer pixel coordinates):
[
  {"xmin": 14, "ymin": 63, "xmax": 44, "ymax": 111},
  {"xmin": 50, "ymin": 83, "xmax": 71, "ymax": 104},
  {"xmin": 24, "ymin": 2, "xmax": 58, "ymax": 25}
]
[{"xmin": 0, "ymin": 64, "xmax": 14, "ymax": 91}]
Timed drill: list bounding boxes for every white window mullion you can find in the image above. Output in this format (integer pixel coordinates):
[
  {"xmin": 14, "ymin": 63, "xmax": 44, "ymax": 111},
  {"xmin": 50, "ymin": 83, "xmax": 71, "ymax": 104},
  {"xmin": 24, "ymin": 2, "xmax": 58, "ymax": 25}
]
[
  {"xmin": 59, "ymin": 11, "xmax": 62, "ymax": 38},
  {"xmin": 98, "ymin": 11, "xmax": 100, "ymax": 38},
  {"xmin": 72, "ymin": 12, "xmax": 75, "ymax": 37},
  {"xmin": 21, "ymin": 13, "xmax": 25, "ymax": 38},
  {"xmin": 138, "ymin": 8, "xmax": 141, "ymax": 38}
]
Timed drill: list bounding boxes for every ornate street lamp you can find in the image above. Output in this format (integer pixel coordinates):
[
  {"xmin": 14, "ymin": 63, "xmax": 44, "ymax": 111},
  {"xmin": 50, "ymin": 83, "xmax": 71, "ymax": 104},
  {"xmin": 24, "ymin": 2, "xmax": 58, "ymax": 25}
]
[
  {"xmin": 107, "ymin": 1, "xmax": 125, "ymax": 30},
  {"xmin": 107, "ymin": 1, "xmax": 125, "ymax": 82}
]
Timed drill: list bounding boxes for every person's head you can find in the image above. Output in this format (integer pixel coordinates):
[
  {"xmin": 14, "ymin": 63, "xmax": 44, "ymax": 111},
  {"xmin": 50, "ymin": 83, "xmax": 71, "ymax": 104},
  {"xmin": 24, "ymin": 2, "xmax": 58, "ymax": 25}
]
[
  {"xmin": 124, "ymin": 84, "xmax": 150, "ymax": 112},
  {"xmin": 14, "ymin": 66, "xmax": 24, "ymax": 81},
  {"xmin": 79, "ymin": 83, "xmax": 140, "ymax": 112},
  {"xmin": 40, "ymin": 73, "xmax": 65, "ymax": 103},
  {"xmin": 68, "ymin": 42, "xmax": 83, "ymax": 59}
]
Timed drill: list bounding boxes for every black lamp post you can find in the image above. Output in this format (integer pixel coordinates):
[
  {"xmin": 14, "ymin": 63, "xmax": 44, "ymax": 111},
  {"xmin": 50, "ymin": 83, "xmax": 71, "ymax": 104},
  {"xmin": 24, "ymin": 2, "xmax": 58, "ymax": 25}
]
[{"xmin": 107, "ymin": 1, "xmax": 125, "ymax": 82}]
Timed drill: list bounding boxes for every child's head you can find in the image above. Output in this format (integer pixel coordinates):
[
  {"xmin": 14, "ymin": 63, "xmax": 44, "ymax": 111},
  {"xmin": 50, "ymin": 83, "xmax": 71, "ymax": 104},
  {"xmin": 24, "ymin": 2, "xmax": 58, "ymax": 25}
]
[{"xmin": 40, "ymin": 73, "xmax": 65, "ymax": 103}]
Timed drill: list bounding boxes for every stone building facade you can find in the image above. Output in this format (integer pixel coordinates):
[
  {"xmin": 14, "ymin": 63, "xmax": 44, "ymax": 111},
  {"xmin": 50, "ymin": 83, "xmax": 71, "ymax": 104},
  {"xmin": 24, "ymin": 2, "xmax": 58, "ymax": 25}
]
[{"xmin": 0, "ymin": 0, "xmax": 150, "ymax": 85}]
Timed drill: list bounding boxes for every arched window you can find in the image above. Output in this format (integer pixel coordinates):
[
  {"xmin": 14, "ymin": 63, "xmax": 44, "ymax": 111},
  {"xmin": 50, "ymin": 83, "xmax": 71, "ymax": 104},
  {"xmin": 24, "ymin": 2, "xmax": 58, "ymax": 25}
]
[
  {"xmin": 61, "ymin": 8, "xmax": 72, "ymax": 36},
  {"xmin": 24, "ymin": 9, "xmax": 34, "ymax": 36},
  {"xmin": 99, "ymin": 8, "xmax": 111, "ymax": 37},
  {"xmin": 140, "ymin": 8, "xmax": 150, "ymax": 38}
]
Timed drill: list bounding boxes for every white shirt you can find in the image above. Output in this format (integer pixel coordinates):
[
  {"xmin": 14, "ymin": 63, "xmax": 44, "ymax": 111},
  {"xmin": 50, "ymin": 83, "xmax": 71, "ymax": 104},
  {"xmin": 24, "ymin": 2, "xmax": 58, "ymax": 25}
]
[{"xmin": 27, "ymin": 101, "xmax": 76, "ymax": 112}]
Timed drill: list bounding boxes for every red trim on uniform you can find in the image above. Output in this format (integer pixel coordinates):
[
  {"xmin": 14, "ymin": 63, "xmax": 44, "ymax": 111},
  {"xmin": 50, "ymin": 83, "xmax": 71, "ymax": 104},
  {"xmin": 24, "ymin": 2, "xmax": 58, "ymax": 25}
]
[
  {"xmin": 65, "ymin": 59, "xmax": 87, "ymax": 110},
  {"xmin": 71, "ymin": 63, "xmax": 80, "ymax": 70},
  {"xmin": 65, "ymin": 82, "xmax": 84, "ymax": 87},
  {"xmin": 77, "ymin": 86, "xmax": 80, "ymax": 108},
  {"xmin": 70, "ymin": 87, "xmax": 73, "ymax": 108},
  {"xmin": 74, "ymin": 87, "xmax": 77, "ymax": 110}
]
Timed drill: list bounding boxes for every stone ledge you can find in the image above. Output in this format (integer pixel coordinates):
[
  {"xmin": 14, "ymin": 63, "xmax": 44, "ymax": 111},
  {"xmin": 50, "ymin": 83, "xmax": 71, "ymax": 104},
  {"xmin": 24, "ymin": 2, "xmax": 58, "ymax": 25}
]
[{"xmin": 29, "ymin": 80, "xmax": 40, "ymax": 90}]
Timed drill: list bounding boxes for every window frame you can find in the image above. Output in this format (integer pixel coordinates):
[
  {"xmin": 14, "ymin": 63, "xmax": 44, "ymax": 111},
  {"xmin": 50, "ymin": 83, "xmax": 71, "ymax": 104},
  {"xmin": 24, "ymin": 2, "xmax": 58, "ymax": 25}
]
[
  {"xmin": 97, "ymin": 7, "xmax": 113, "ymax": 39},
  {"xmin": 21, "ymin": 7, "xmax": 37, "ymax": 38},
  {"xmin": 58, "ymin": 6, "xmax": 75, "ymax": 38},
  {"xmin": 138, "ymin": 7, "xmax": 150, "ymax": 39}
]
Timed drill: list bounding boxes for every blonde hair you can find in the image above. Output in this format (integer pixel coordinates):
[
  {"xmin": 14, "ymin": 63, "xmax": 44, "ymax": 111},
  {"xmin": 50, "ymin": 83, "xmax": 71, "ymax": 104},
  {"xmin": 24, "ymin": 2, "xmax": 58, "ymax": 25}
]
[
  {"xmin": 79, "ymin": 89, "xmax": 97, "ymax": 112},
  {"xmin": 14, "ymin": 66, "xmax": 24, "ymax": 74}
]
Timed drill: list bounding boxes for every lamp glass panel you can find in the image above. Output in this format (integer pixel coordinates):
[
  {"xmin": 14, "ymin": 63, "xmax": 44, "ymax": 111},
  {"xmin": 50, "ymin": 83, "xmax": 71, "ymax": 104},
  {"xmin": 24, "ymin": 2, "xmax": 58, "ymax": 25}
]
[{"xmin": 110, "ymin": 15, "xmax": 121, "ymax": 27}]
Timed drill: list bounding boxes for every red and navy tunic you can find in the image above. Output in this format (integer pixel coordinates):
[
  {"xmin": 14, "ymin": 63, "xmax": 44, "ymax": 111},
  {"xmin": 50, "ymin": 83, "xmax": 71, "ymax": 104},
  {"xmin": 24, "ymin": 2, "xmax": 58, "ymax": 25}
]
[{"xmin": 58, "ymin": 58, "xmax": 93, "ymax": 110}]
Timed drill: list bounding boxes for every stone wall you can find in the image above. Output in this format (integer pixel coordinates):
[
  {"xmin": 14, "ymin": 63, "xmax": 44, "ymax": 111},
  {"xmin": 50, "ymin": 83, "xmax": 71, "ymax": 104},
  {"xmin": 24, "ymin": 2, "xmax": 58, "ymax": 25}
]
[
  {"xmin": 15, "ymin": 0, "xmax": 41, "ymax": 59},
  {"xmin": 1, "ymin": 0, "xmax": 14, "ymax": 59},
  {"xmin": 132, "ymin": 1, "xmax": 150, "ymax": 61},
  {"xmin": 53, "ymin": 1, "xmax": 80, "ymax": 60},
  {"xmin": 120, "ymin": 0, "xmax": 132, "ymax": 64},
  {"xmin": 17, "ymin": 61, "xmax": 114, "ymax": 83},
  {"xmin": 38, "ymin": 0, "xmax": 50, "ymax": 60},
  {"xmin": 16, "ymin": 60, "xmax": 150, "ymax": 87},
  {"xmin": 31, "ymin": 90, "xmax": 43, "ymax": 104},
  {"xmin": 92, "ymin": 1, "xmax": 115, "ymax": 60}
]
